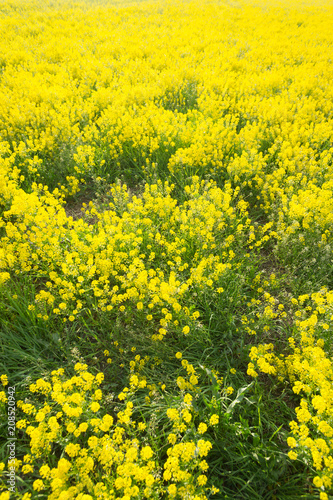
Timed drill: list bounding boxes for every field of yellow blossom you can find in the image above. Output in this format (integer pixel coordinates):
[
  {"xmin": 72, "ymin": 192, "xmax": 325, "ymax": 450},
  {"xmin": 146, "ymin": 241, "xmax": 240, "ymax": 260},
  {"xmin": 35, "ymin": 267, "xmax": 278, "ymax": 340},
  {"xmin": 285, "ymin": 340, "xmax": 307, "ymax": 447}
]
[{"xmin": 1, "ymin": 0, "xmax": 333, "ymax": 498}]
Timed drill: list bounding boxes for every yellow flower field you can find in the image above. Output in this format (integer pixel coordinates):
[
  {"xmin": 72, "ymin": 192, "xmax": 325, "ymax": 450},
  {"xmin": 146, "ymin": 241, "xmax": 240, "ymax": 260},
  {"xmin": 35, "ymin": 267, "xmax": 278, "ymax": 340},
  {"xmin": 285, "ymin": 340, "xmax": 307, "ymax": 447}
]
[{"xmin": 1, "ymin": 0, "xmax": 333, "ymax": 498}]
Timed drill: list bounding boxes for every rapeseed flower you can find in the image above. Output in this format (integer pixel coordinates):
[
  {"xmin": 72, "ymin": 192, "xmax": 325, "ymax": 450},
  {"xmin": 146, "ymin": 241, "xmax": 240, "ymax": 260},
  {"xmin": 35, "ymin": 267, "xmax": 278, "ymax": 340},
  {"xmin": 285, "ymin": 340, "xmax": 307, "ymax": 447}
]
[{"xmin": 2, "ymin": 0, "xmax": 333, "ymax": 496}]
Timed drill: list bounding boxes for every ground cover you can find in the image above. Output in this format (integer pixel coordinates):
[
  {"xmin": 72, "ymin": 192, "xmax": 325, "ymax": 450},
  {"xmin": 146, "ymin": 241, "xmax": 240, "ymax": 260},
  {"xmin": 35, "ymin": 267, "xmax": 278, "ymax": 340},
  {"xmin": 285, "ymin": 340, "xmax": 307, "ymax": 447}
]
[{"xmin": 0, "ymin": 0, "xmax": 333, "ymax": 498}]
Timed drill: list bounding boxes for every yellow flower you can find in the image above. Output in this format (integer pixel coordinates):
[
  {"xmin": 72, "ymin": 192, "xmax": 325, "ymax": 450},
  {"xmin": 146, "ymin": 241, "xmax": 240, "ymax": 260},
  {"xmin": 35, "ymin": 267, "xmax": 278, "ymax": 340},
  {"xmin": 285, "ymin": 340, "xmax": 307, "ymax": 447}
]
[
  {"xmin": 95, "ymin": 373, "xmax": 104, "ymax": 384},
  {"xmin": 39, "ymin": 465, "xmax": 51, "ymax": 479},
  {"xmin": 22, "ymin": 464, "xmax": 34, "ymax": 474},
  {"xmin": 182, "ymin": 325, "xmax": 190, "ymax": 335},
  {"xmin": 167, "ymin": 408, "xmax": 179, "ymax": 421},
  {"xmin": 182, "ymin": 409, "xmax": 192, "ymax": 423},
  {"xmin": 141, "ymin": 446, "xmax": 153, "ymax": 460},
  {"xmin": 145, "ymin": 474, "xmax": 154, "ymax": 486},
  {"xmin": 197, "ymin": 474, "xmax": 207, "ymax": 486},
  {"xmin": 197, "ymin": 439, "xmax": 212, "ymax": 457},
  {"xmin": 66, "ymin": 422, "xmax": 76, "ymax": 433},
  {"xmin": 198, "ymin": 423, "xmax": 207, "ymax": 434},
  {"xmin": 93, "ymin": 389, "xmax": 102, "ymax": 401},
  {"xmin": 313, "ymin": 476, "xmax": 323, "ymax": 488},
  {"xmin": 79, "ymin": 422, "xmax": 88, "ymax": 433},
  {"xmin": 163, "ymin": 470, "xmax": 172, "ymax": 481},
  {"xmin": 90, "ymin": 402, "xmax": 100, "ymax": 413},
  {"xmin": 65, "ymin": 443, "xmax": 80, "ymax": 457},
  {"xmin": 168, "ymin": 484, "xmax": 177, "ymax": 496},
  {"xmin": 168, "ymin": 433, "xmax": 177, "ymax": 445},
  {"xmin": 33, "ymin": 479, "xmax": 44, "ymax": 491},
  {"xmin": 287, "ymin": 437, "xmax": 297, "ymax": 449},
  {"xmin": 199, "ymin": 460, "xmax": 209, "ymax": 471},
  {"xmin": 0, "ymin": 392, "xmax": 7, "ymax": 403},
  {"xmin": 210, "ymin": 414, "xmax": 219, "ymax": 426},
  {"xmin": 183, "ymin": 393, "xmax": 192, "ymax": 405},
  {"xmin": 35, "ymin": 411, "xmax": 45, "ymax": 422}
]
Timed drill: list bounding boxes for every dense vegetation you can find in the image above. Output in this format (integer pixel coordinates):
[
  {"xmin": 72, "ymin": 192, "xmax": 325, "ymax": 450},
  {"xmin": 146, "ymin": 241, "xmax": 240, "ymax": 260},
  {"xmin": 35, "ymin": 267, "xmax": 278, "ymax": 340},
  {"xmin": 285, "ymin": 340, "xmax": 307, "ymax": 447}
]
[{"xmin": 1, "ymin": 0, "xmax": 333, "ymax": 498}]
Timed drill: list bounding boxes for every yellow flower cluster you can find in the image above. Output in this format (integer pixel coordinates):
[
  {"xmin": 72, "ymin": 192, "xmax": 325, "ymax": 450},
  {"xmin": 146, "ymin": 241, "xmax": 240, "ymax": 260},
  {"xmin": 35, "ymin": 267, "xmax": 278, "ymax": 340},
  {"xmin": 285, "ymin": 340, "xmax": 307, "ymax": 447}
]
[
  {"xmin": 0, "ymin": 356, "xmax": 220, "ymax": 499},
  {"xmin": 0, "ymin": 374, "xmax": 8, "ymax": 404},
  {"xmin": 0, "ymin": 0, "xmax": 332, "ymax": 215},
  {"xmin": 248, "ymin": 290, "xmax": 333, "ymax": 497},
  {"xmin": 1, "ymin": 0, "xmax": 333, "ymax": 497},
  {"xmin": 0, "ymin": 177, "xmax": 248, "ymax": 339}
]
